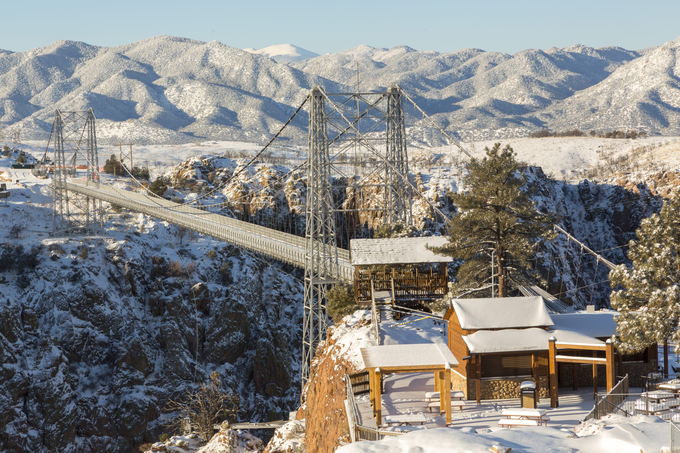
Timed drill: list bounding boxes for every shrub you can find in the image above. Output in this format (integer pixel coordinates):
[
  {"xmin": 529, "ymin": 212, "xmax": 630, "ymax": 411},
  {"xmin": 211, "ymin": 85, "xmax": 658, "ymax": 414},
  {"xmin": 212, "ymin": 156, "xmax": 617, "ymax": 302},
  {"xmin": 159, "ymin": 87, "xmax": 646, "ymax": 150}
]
[
  {"xmin": 149, "ymin": 177, "xmax": 168, "ymax": 197},
  {"xmin": 206, "ymin": 250, "xmax": 217, "ymax": 259},
  {"xmin": 326, "ymin": 282, "xmax": 356, "ymax": 321},
  {"xmin": 159, "ymin": 434, "xmax": 169, "ymax": 443},
  {"xmin": 79, "ymin": 247, "xmax": 89, "ymax": 260},
  {"xmin": 132, "ymin": 166, "xmax": 150, "ymax": 180}
]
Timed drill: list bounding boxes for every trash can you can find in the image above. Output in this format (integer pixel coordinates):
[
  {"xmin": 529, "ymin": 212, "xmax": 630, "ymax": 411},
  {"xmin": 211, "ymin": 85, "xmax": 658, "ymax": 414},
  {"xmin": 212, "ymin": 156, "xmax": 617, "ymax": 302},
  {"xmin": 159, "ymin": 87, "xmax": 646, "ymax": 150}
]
[{"xmin": 520, "ymin": 381, "xmax": 537, "ymax": 409}]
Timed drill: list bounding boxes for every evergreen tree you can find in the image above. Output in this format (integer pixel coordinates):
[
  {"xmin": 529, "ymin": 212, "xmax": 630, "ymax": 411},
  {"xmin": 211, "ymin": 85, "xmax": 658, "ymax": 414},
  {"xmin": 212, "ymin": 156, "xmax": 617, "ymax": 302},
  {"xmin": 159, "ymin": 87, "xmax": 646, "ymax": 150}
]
[
  {"xmin": 437, "ymin": 143, "xmax": 557, "ymax": 297},
  {"xmin": 610, "ymin": 196, "xmax": 680, "ymax": 353},
  {"xmin": 103, "ymin": 154, "xmax": 124, "ymax": 176}
]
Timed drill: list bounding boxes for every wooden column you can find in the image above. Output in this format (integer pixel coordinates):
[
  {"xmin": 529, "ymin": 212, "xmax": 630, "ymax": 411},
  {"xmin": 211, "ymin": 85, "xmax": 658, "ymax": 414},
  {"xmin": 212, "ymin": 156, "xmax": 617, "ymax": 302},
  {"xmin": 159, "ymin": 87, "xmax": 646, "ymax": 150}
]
[
  {"xmin": 434, "ymin": 372, "xmax": 440, "ymax": 392},
  {"xmin": 549, "ymin": 337, "xmax": 558, "ymax": 408},
  {"xmin": 592, "ymin": 351, "xmax": 598, "ymax": 399},
  {"xmin": 605, "ymin": 340, "xmax": 615, "ymax": 392},
  {"xmin": 369, "ymin": 368, "xmax": 375, "ymax": 412},
  {"xmin": 443, "ymin": 364, "xmax": 452, "ymax": 425},
  {"xmin": 665, "ymin": 339, "xmax": 669, "ymax": 378},
  {"xmin": 532, "ymin": 353, "xmax": 540, "ymax": 402},
  {"xmin": 374, "ymin": 368, "xmax": 382, "ymax": 426},
  {"xmin": 476, "ymin": 355, "xmax": 482, "ymax": 404}
]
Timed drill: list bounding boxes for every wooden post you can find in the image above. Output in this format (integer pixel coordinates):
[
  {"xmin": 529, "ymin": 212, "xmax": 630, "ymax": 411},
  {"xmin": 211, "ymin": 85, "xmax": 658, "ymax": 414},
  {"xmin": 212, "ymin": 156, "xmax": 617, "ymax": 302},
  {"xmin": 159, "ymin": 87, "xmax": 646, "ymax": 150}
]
[
  {"xmin": 434, "ymin": 372, "xmax": 440, "ymax": 392},
  {"xmin": 592, "ymin": 351, "xmax": 598, "ymax": 399},
  {"xmin": 369, "ymin": 368, "xmax": 375, "ymax": 411},
  {"xmin": 532, "ymin": 353, "xmax": 540, "ymax": 403},
  {"xmin": 665, "ymin": 339, "xmax": 669, "ymax": 378},
  {"xmin": 374, "ymin": 368, "xmax": 382, "ymax": 426},
  {"xmin": 476, "ymin": 355, "xmax": 482, "ymax": 404},
  {"xmin": 605, "ymin": 339, "xmax": 615, "ymax": 392},
  {"xmin": 572, "ymin": 363, "xmax": 578, "ymax": 390},
  {"xmin": 443, "ymin": 364, "xmax": 452, "ymax": 424},
  {"xmin": 549, "ymin": 337, "xmax": 558, "ymax": 408}
]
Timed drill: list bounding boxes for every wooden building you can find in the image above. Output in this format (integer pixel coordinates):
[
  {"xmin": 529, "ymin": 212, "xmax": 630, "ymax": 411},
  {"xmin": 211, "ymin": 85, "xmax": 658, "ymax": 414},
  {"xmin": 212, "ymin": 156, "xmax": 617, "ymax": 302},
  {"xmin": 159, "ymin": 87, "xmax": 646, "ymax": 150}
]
[
  {"xmin": 350, "ymin": 236, "xmax": 453, "ymax": 308},
  {"xmin": 444, "ymin": 296, "xmax": 658, "ymax": 404}
]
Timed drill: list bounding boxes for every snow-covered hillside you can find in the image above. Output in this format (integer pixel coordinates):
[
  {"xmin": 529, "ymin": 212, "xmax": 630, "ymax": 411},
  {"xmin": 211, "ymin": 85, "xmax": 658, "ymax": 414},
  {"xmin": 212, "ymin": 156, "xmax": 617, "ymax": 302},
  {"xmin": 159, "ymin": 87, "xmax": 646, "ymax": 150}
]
[
  {"xmin": 2, "ymin": 35, "xmax": 680, "ymax": 143},
  {"xmin": 244, "ymin": 44, "xmax": 319, "ymax": 64},
  {"xmin": 0, "ymin": 163, "xmax": 305, "ymax": 452}
]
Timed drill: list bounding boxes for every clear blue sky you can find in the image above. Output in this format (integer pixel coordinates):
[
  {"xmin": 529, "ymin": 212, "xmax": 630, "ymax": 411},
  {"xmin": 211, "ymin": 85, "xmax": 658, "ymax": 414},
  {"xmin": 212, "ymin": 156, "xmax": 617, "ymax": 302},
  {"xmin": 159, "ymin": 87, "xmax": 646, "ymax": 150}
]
[{"xmin": 3, "ymin": 0, "xmax": 679, "ymax": 55}]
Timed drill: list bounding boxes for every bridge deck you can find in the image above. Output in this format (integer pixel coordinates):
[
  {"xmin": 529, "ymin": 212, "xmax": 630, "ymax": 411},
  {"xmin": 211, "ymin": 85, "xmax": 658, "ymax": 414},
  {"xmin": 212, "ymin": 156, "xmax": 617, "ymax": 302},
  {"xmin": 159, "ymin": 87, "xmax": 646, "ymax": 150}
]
[{"xmin": 60, "ymin": 179, "xmax": 353, "ymax": 281}]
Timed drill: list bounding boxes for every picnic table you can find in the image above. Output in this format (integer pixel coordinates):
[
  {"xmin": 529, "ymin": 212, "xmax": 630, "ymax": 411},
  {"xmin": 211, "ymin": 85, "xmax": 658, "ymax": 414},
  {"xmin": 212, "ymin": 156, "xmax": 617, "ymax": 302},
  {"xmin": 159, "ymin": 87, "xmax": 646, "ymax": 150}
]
[
  {"xmin": 659, "ymin": 382, "xmax": 680, "ymax": 393},
  {"xmin": 498, "ymin": 408, "xmax": 550, "ymax": 428},
  {"xmin": 382, "ymin": 414, "xmax": 428, "ymax": 427},
  {"xmin": 425, "ymin": 390, "xmax": 466, "ymax": 413},
  {"xmin": 641, "ymin": 390, "xmax": 675, "ymax": 402},
  {"xmin": 634, "ymin": 399, "xmax": 671, "ymax": 415}
]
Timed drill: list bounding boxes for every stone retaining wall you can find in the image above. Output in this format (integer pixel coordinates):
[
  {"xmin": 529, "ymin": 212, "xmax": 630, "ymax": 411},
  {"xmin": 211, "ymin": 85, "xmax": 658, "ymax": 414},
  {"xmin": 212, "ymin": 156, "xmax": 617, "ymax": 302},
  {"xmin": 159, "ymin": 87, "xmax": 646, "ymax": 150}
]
[{"xmin": 467, "ymin": 376, "xmax": 549, "ymax": 401}]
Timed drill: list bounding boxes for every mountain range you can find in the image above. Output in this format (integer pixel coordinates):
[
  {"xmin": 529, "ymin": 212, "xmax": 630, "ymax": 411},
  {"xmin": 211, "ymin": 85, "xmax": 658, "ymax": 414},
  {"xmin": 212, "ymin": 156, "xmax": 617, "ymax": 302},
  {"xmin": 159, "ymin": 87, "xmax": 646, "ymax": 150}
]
[{"xmin": 0, "ymin": 35, "xmax": 679, "ymax": 145}]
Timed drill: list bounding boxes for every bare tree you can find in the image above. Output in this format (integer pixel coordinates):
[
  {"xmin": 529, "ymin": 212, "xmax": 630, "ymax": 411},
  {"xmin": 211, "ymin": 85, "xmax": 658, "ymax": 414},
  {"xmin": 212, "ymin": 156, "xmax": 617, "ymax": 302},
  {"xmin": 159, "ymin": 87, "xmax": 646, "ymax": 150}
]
[{"xmin": 164, "ymin": 372, "xmax": 240, "ymax": 443}]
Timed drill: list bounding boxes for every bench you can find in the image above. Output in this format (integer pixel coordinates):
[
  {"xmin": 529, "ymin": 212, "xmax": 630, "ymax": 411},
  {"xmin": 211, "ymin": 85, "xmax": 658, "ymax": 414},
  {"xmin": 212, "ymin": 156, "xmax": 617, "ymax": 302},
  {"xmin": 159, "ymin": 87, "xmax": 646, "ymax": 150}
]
[
  {"xmin": 382, "ymin": 414, "xmax": 428, "ymax": 426},
  {"xmin": 498, "ymin": 419, "xmax": 539, "ymax": 428},
  {"xmin": 425, "ymin": 391, "xmax": 465, "ymax": 402},
  {"xmin": 427, "ymin": 400, "xmax": 466, "ymax": 413}
]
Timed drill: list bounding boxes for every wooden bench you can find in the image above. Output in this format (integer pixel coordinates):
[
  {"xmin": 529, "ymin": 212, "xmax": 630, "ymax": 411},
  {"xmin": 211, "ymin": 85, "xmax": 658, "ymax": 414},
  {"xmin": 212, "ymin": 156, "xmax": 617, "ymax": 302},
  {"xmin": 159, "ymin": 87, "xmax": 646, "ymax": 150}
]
[
  {"xmin": 498, "ymin": 419, "xmax": 539, "ymax": 428},
  {"xmin": 425, "ymin": 391, "xmax": 465, "ymax": 402},
  {"xmin": 427, "ymin": 400, "xmax": 466, "ymax": 413},
  {"xmin": 382, "ymin": 414, "xmax": 428, "ymax": 426}
]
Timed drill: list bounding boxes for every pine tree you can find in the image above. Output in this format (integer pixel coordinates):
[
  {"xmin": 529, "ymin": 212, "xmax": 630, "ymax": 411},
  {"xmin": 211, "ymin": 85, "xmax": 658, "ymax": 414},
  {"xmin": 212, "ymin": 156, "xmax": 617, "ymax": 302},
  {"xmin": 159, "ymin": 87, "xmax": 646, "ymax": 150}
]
[
  {"xmin": 610, "ymin": 196, "xmax": 680, "ymax": 353},
  {"xmin": 437, "ymin": 143, "xmax": 557, "ymax": 297}
]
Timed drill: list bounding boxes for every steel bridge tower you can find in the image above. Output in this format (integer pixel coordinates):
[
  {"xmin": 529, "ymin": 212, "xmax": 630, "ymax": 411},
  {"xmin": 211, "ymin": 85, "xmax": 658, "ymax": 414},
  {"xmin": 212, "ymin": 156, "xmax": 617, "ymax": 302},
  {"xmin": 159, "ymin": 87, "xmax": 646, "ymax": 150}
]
[
  {"xmin": 301, "ymin": 86, "xmax": 412, "ymax": 390},
  {"xmin": 385, "ymin": 85, "xmax": 412, "ymax": 225},
  {"xmin": 52, "ymin": 109, "xmax": 102, "ymax": 234},
  {"xmin": 302, "ymin": 87, "xmax": 339, "ymax": 388}
]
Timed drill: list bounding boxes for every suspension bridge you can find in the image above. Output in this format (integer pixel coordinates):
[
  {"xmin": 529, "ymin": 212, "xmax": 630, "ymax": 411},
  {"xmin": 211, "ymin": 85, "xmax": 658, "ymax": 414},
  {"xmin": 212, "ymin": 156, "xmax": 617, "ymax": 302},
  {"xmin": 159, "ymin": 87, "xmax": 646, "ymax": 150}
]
[
  {"xmin": 44, "ymin": 86, "xmax": 472, "ymax": 389},
  {"xmin": 41, "ymin": 86, "xmax": 621, "ymax": 391}
]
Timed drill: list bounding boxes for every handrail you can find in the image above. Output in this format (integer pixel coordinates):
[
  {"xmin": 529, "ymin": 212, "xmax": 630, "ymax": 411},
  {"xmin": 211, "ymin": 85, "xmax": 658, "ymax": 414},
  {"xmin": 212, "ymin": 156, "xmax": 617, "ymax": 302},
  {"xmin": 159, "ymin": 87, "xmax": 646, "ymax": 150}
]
[{"xmin": 60, "ymin": 179, "xmax": 354, "ymax": 280}]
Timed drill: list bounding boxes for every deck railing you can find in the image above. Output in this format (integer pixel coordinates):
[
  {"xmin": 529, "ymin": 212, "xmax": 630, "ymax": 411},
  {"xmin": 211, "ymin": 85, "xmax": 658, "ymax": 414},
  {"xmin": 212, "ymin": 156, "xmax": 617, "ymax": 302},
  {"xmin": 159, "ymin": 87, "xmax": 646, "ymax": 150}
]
[
  {"xmin": 344, "ymin": 373, "xmax": 403, "ymax": 442},
  {"xmin": 583, "ymin": 374, "xmax": 629, "ymax": 421}
]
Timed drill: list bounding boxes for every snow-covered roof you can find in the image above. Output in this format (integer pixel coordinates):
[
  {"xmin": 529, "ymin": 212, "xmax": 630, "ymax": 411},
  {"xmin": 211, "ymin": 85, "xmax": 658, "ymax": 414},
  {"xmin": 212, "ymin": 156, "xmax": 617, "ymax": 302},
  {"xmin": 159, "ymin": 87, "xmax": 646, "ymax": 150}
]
[
  {"xmin": 550, "ymin": 312, "xmax": 617, "ymax": 338},
  {"xmin": 452, "ymin": 296, "xmax": 554, "ymax": 330},
  {"xmin": 462, "ymin": 327, "xmax": 604, "ymax": 354},
  {"xmin": 350, "ymin": 237, "xmax": 454, "ymax": 266},
  {"xmin": 360, "ymin": 343, "xmax": 459, "ymax": 370}
]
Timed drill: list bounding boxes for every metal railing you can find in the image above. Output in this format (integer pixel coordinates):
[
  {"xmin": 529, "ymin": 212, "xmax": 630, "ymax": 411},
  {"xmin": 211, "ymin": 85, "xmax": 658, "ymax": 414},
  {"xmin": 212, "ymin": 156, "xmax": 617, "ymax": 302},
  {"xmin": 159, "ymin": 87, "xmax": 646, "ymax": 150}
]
[
  {"xmin": 371, "ymin": 289, "xmax": 381, "ymax": 345},
  {"xmin": 671, "ymin": 419, "xmax": 680, "ymax": 453},
  {"xmin": 61, "ymin": 179, "xmax": 354, "ymax": 280},
  {"xmin": 583, "ymin": 375, "xmax": 629, "ymax": 421},
  {"xmin": 345, "ymin": 373, "xmax": 403, "ymax": 442}
]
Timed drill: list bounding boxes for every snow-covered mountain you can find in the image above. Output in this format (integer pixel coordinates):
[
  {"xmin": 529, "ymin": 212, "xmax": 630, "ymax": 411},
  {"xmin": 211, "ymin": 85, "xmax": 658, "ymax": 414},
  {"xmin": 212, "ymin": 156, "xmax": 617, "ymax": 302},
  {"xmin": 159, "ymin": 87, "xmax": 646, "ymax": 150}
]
[
  {"xmin": 1, "ymin": 35, "xmax": 680, "ymax": 143},
  {"xmin": 243, "ymin": 44, "xmax": 319, "ymax": 64}
]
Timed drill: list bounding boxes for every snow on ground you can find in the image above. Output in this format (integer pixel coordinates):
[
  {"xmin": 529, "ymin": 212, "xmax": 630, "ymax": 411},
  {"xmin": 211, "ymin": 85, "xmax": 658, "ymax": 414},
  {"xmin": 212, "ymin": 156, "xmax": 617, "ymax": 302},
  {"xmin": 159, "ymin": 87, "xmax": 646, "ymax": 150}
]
[
  {"xmin": 337, "ymin": 413, "xmax": 670, "ymax": 453},
  {"xmin": 410, "ymin": 135, "xmax": 680, "ymax": 179},
  {"xmin": 331, "ymin": 310, "xmax": 676, "ymax": 452}
]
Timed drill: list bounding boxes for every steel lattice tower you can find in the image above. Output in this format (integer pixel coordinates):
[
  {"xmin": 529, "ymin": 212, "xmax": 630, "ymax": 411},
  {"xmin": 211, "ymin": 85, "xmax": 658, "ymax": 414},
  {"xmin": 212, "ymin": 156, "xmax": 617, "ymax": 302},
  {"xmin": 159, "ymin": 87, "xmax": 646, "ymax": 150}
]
[
  {"xmin": 302, "ymin": 87, "xmax": 339, "ymax": 389},
  {"xmin": 52, "ymin": 109, "xmax": 102, "ymax": 234},
  {"xmin": 385, "ymin": 85, "xmax": 412, "ymax": 225}
]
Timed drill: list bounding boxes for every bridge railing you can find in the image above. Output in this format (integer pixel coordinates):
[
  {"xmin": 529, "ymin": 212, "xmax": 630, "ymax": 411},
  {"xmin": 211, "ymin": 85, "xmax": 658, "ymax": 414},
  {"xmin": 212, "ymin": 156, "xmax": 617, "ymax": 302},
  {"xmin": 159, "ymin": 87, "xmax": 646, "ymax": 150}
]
[{"xmin": 59, "ymin": 179, "xmax": 353, "ymax": 280}]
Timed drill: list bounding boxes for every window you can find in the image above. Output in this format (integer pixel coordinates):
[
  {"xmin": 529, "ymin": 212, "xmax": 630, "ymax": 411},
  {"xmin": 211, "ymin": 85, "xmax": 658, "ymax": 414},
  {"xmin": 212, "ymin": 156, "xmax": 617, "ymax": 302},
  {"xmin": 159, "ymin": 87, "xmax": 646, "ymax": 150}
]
[{"xmin": 481, "ymin": 354, "xmax": 532, "ymax": 378}]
